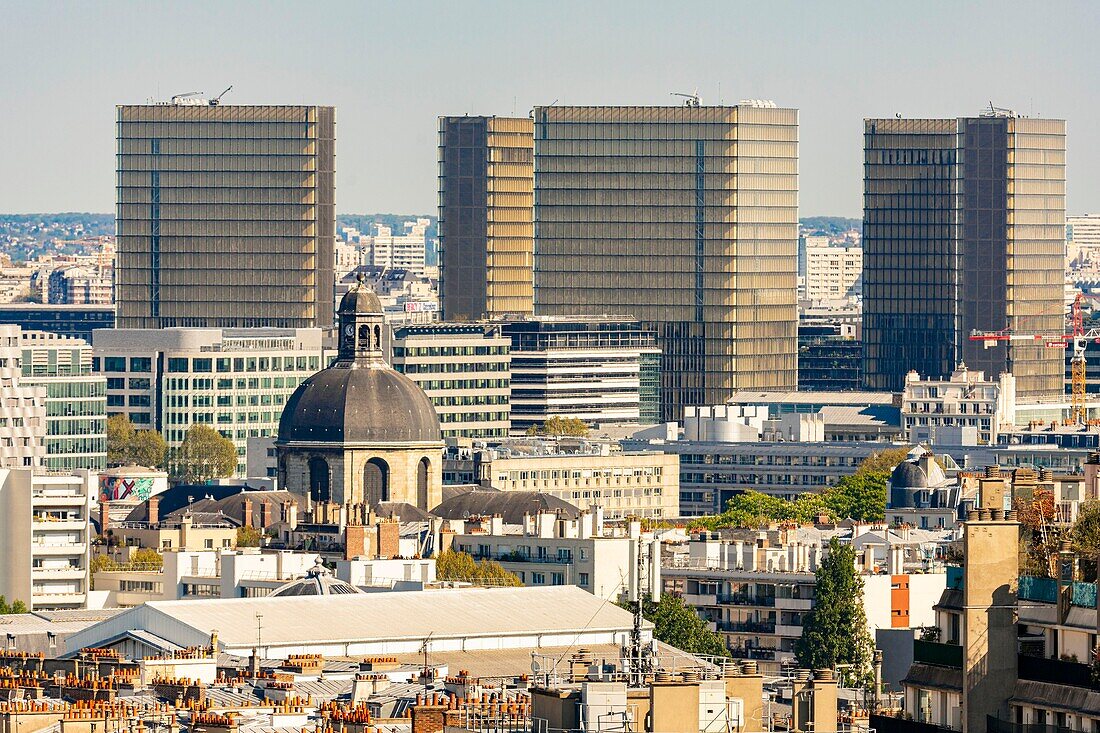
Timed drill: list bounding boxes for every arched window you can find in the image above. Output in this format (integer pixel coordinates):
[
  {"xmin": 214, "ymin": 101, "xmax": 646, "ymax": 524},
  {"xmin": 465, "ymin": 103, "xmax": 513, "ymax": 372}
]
[
  {"xmin": 364, "ymin": 457, "xmax": 390, "ymax": 505},
  {"xmin": 358, "ymin": 324, "xmax": 371, "ymax": 352},
  {"xmin": 308, "ymin": 457, "xmax": 330, "ymax": 503},
  {"xmin": 417, "ymin": 456, "xmax": 431, "ymax": 509},
  {"xmin": 374, "ymin": 325, "xmax": 382, "ymax": 351}
]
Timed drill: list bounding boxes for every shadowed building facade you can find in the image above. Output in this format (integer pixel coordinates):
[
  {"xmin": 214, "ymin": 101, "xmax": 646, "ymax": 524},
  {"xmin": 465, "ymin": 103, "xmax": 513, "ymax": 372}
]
[
  {"xmin": 438, "ymin": 116, "xmax": 534, "ymax": 321},
  {"xmin": 531, "ymin": 104, "xmax": 799, "ymax": 421},
  {"xmin": 116, "ymin": 103, "xmax": 335, "ymax": 329},
  {"xmin": 862, "ymin": 115, "xmax": 1065, "ymax": 398}
]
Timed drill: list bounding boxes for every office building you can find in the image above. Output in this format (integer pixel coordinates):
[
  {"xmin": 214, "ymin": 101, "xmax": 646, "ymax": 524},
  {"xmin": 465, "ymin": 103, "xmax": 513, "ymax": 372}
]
[
  {"xmin": 116, "ymin": 101, "xmax": 335, "ymax": 329},
  {"xmin": 438, "ymin": 116, "xmax": 534, "ymax": 321},
  {"xmin": 501, "ymin": 317, "xmax": 661, "ymax": 431},
  {"xmin": 0, "ymin": 468, "xmax": 95, "ymax": 610},
  {"xmin": 444, "ymin": 441, "xmax": 680, "ymax": 519},
  {"xmin": 15, "ymin": 328, "xmax": 108, "ymax": 472},
  {"xmin": 802, "ymin": 242, "xmax": 862, "ymax": 302},
  {"xmin": 389, "ymin": 322, "xmax": 511, "ymax": 439},
  {"xmin": 0, "ymin": 303, "xmax": 115, "ymax": 341},
  {"xmin": 92, "ymin": 328, "xmax": 326, "ymax": 475},
  {"xmin": 798, "ymin": 321, "xmax": 862, "ymax": 391},
  {"xmin": 863, "ymin": 114, "xmax": 1065, "ymax": 398},
  {"xmin": 533, "ymin": 103, "xmax": 799, "ymax": 420},
  {"xmin": 1067, "ymin": 213, "xmax": 1100, "ymax": 261},
  {"xmin": 366, "ymin": 219, "xmax": 430, "ymax": 274}
]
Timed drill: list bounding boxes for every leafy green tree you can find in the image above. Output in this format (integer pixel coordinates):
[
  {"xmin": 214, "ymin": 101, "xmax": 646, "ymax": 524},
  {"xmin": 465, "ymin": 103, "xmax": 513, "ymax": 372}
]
[
  {"xmin": 0, "ymin": 596, "xmax": 29, "ymax": 614},
  {"xmin": 627, "ymin": 594, "xmax": 729, "ymax": 657},
  {"xmin": 106, "ymin": 414, "xmax": 167, "ymax": 468},
  {"xmin": 170, "ymin": 424, "xmax": 238, "ymax": 483},
  {"xmin": 1071, "ymin": 500, "xmax": 1100, "ymax": 577},
  {"xmin": 130, "ymin": 548, "xmax": 164, "ymax": 569},
  {"xmin": 796, "ymin": 538, "xmax": 874, "ymax": 684},
  {"xmin": 130, "ymin": 429, "xmax": 168, "ymax": 469},
  {"xmin": 236, "ymin": 525, "xmax": 263, "ymax": 548},
  {"xmin": 106, "ymin": 415, "xmax": 135, "ymax": 466},
  {"xmin": 435, "ymin": 549, "xmax": 522, "ymax": 586},
  {"xmin": 824, "ymin": 472, "xmax": 888, "ymax": 523},
  {"xmin": 855, "ymin": 447, "xmax": 912, "ymax": 476},
  {"xmin": 526, "ymin": 416, "xmax": 590, "ymax": 437}
]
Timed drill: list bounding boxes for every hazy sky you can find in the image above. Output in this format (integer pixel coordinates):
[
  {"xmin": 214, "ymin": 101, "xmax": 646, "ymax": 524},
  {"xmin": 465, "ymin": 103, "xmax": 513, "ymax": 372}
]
[{"xmin": 3, "ymin": 0, "xmax": 1098, "ymax": 217}]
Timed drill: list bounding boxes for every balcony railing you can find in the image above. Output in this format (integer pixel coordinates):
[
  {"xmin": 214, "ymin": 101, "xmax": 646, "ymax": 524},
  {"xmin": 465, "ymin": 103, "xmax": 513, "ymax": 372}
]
[
  {"xmin": 477, "ymin": 552, "xmax": 573, "ymax": 565},
  {"xmin": 718, "ymin": 593, "xmax": 776, "ymax": 607},
  {"xmin": 718, "ymin": 621, "xmax": 776, "ymax": 634},
  {"xmin": 729, "ymin": 647, "xmax": 777, "ymax": 661},
  {"xmin": 912, "ymin": 640, "xmax": 962, "ymax": 669}
]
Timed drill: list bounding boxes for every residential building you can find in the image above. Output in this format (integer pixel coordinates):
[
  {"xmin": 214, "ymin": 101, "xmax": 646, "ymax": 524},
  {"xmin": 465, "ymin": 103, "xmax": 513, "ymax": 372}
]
[
  {"xmin": 444, "ymin": 441, "xmax": 679, "ymax": 519},
  {"xmin": 803, "ymin": 242, "xmax": 862, "ymax": 302},
  {"xmin": 438, "ymin": 116, "xmax": 534, "ymax": 321},
  {"xmin": 389, "ymin": 322, "xmax": 511, "ymax": 439},
  {"xmin": 365, "ymin": 219, "xmax": 429, "ymax": 274},
  {"xmin": 797, "ymin": 234, "xmax": 830, "ymax": 291},
  {"xmin": 116, "ymin": 101, "xmax": 335, "ymax": 329},
  {"xmin": 0, "ymin": 326, "xmax": 46, "ymax": 469},
  {"xmin": 445, "ymin": 509, "xmax": 641, "ymax": 600},
  {"xmin": 902, "ymin": 365, "xmax": 1015, "ymax": 446},
  {"xmin": 1067, "ymin": 213, "xmax": 1100, "ymax": 263},
  {"xmin": 92, "ymin": 327, "xmax": 326, "ymax": 475},
  {"xmin": 501, "ymin": 317, "xmax": 661, "ymax": 431},
  {"xmin": 666, "ymin": 528, "xmax": 948, "ymax": 673},
  {"xmin": 798, "ymin": 321, "xmax": 862, "ymax": 391},
  {"xmin": 12, "ymin": 328, "xmax": 107, "ymax": 472},
  {"xmin": 533, "ymin": 103, "xmax": 799, "ymax": 420},
  {"xmin": 0, "ymin": 303, "xmax": 115, "ymax": 341},
  {"xmin": 863, "ymin": 114, "xmax": 1066, "ymax": 398},
  {"xmin": 0, "ymin": 468, "xmax": 95, "ymax": 610},
  {"xmin": 46, "ymin": 266, "xmax": 113, "ymax": 305},
  {"xmin": 622, "ymin": 437, "xmax": 897, "ymax": 515}
]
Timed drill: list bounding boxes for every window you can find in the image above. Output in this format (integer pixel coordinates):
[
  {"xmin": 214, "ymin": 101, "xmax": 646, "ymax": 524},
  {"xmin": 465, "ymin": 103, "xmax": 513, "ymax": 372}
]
[
  {"xmin": 532, "ymin": 573, "xmax": 545, "ymax": 584},
  {"xmin": 204, "ymin": 539, "xmax": 214, "ymax": 549},
  {"xmin": 551, "ymin": 573, "xmax": 565, "ymax": 585},
  {"xmin": 579, "ymin": 573, "xmax": 590, "ymax": 587},
  {"xmin": 103, "ymin": 356, "xmax": 126, "ymax": 372},
  {"xmin": 167, "ymin": 358, "xmax": 189, "ymax": 373},
  {"xmin": 193, "ymin": 358, "xmax": 212, "ymax": 372},
  {"xmin": 129, "ymin": 357, "xmax": 152, "ymax": 372}
]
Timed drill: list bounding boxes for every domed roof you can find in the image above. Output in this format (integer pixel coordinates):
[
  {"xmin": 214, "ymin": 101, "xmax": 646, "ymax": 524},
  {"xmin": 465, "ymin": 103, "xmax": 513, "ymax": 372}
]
[
  {"xmin": 278, "ymin": 364, "xmax": 442, "ymax": 444},
  {"xmin": 269, "ymin": 557, "xmax": 363, "ymax": 597},
  {"xmin": 339, "ymin": 273, "xmax": 382, "ymax": 315},
  {"xmin": 890, "ymin": 461, "xmax": 929, "ymax": 489}
]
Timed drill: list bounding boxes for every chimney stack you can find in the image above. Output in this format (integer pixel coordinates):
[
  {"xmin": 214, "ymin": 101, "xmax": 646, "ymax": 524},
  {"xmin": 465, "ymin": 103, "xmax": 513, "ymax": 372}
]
[{"xmin": 148, "ymin": 495, "xmax": 160, "ymax": 525}]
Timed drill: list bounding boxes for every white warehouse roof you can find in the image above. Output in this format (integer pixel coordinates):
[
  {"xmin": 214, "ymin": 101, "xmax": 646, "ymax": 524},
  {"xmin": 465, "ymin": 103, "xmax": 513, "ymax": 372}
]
[{"xmin": 63, "ymin": 586, "xmax": 646, "ymax": 658}]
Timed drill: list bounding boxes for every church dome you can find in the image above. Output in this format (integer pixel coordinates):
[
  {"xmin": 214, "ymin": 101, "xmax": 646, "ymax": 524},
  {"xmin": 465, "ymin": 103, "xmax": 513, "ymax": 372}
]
[
  {"xmin": 269, "ymin": 557, "xmax": 363, "ymax": 597},
  {"xmin": 890, "ymin": 461, "xmax": 929, "ymax": 489},
  {"xmin": 278, "ymin": 365, "xmax": 441, "ymax": 444}
]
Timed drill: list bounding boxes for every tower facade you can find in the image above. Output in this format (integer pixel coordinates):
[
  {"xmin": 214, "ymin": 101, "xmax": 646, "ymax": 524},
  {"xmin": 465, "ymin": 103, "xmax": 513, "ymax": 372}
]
[{"xmin": 116, "ymin": 102, "xmax": 335, "ymax": 329}]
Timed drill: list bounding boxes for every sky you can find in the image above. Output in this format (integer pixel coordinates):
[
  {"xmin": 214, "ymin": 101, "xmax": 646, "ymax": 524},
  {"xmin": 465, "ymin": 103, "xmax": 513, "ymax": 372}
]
[{"xmin": 2, "ymin": 0, "xmax": 1098, "ymax": 218}]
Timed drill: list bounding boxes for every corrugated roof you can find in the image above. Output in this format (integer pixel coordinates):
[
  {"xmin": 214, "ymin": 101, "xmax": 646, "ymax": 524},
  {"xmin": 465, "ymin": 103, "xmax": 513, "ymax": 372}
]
[
  {"xmin": 1011, "ymin": 679, "xmax": 1100, "ymax": 715},
  {"xmin": 901, "ymin": 663, "xmax": 961, "ymax": 692},
  {"xmin": 67, "ymin": 586, "xmax": 641, "ymax": 651}
]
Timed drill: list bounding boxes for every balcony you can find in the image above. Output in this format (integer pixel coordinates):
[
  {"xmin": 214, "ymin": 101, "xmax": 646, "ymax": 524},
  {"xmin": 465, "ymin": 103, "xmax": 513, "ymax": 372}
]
[
  {"xmin": 718, "ymin": 620, "xmax": 776, "ymax": 634},
  {"xmin": 485, "ymin": 552, "xmax": 573, "ymax": 565},
  {"xmin": 31, "ymin": 543, "xmax": 87, "ymax": 556},
  {"xmin": 32, "ymin": 567, "xmax": 86, "ymax": 581},
  {"xmin": 729, "ymin": 647, "xmax": 777, "ymax": 661},
  {"xmin": 718, "ymin": 593, "xmax": 776, "ymax": 607},
  {"xmin": 913, "ymin": 640, "xmax": 963, "ymax": 669},
  {"xmin": 775, "ymin": 596, "xmax": 813, "ymax": 610}
]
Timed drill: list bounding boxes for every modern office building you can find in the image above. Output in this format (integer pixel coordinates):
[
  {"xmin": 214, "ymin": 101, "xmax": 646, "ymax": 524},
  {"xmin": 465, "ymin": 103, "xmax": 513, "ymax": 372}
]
[
  {"xmin": 92, "ymin": 328, "xmax": 326, "ymax": 475},
  {"xmin": 532, "ymin": 103, "xmax": 799, "ymax": 420},
  {"xmin": 797, "ymin": 321, "xmax": 862, "ymax": 391},
  {"xmin": 0, "ymin": 304, "xmax": 115, "ymax": 341},
  {"xmin": 116, "ymin": 101, "xmax": 335, "ymax": 329},
  {"xmin": 389, "ymin": 322, "xmax": 511, "ymax": 439},
  {"xmin": 0, "ymin": 468, "xmax": 95, "ymax": 610},
  {"xmin": 15, "ymin": 328, "xmax": 107, "ymax": 472},
  {"xmin": 0, "ymin": 327, "xmax": 47, "ymax": 469},
  {"xmin": 501, "ymin": 317, "xmax": 660, "ymax": 431},
  {"xmin": 802, "ymin": 242, "xmax": 862, "ymax": 302},
  {"xmin": 862, "ymin": 114, "xmax": 1066, "ymax": 398},
  {"xmin": 438, "ymin": 116, "xmax": 534, "ymax": 321},
  {"xmin": 366, "ymin": 219, "xmax": 430, "ymax": 275},
  {"xmin": 1067, "ymin": 213, "xmax": 1100, "ymax": 259}
]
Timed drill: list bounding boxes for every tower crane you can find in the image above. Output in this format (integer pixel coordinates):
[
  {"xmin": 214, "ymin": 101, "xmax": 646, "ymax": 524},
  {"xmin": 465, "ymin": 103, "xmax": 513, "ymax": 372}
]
[{"xmin": 970, "ymin": 293, "xmax": 1100, "ymax": 424}]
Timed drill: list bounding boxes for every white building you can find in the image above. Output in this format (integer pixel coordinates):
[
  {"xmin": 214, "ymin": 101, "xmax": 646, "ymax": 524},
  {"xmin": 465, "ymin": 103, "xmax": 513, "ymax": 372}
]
[
  {"xmin": 902, "ymin": 365, "xmax": 1015, "ymax": 446},
  {"xmin": 0, "ymin": 327, "xmax": 46, "ymax": 469},
  {"xmin": 0, "ymin": 468, "xmax": 95, "ymax": 610},
  {"xmin": 803, "ymin": 241, "xmax": 862, "ymax": 302},
  {"xmin": 1068, "ymin": 213, "xmax": 1100, "ymax": 265},
  {"xmin": 92, "ymin": 328, "xmax": 328, "ymax": 475},
  {"xmin": 366, "ymin": 220, "xmax": 430, "ymax": 274}
]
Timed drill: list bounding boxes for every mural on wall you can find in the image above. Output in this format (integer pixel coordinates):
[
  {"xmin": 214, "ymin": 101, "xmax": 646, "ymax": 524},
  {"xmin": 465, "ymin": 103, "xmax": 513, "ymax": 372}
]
[{"xmin": 99, "ymin": 475, "xmax": 155, "ymax": 503}]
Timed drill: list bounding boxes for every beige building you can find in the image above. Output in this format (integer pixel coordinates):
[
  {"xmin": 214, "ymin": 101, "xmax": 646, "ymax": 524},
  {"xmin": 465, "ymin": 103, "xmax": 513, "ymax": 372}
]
[
  {"xmin": 802, "ymin": 241, "xmax": 862, "ymax": 302},
  {"xmin": 439, "ymin": 116, "xmax": 534, "ymax": 321},
  {"xmin": 116, "ymin": 102, "xmax": 335, "ymax": 329},
  {"xmin": 446, "ymin": 443, "xmax": 679, "ymax": 518},
  {"xmin": 0, "ymin": 468, "xmax": 94, "ymax": 610},
  {"xmin": 532, "ymin": 103, "xmax": 799, "ymax": 420},
  {"xmin": 902, "ymin": 365, "xmax": 1015, "ymax": 446},
  {"xmin": 0, "ymin": 326, "xmax": 46, "ymax": 469}
]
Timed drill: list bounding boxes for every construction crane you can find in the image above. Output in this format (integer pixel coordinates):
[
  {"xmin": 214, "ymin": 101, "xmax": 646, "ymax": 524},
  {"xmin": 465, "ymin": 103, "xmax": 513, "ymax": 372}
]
[
  {"xmin": 970, "ymin": 293, "xmax": 1100, "ymax": 424},
  {"xmin": 210, "ymin": 85, "xmax": 233, "ymax": 105},
  {"xmin": 671, "ymin": 91, "xmax": 701, "ymax": 107}
]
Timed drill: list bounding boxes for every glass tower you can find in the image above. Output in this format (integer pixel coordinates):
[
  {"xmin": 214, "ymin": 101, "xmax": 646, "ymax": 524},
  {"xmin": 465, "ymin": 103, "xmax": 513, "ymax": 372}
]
[
  {"xmin": 532, "ymin": 105, "xmax": 799, "ymax": 421},
  {"xmin": 116, "ymin": 103, "xmax": 335, "ymax": 329}
]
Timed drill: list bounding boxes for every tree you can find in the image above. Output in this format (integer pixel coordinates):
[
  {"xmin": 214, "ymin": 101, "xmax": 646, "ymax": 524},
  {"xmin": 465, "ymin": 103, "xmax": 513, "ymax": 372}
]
[
  {"xmin": 526, "ymin": 416, "xmax": 590, "ymax": 437},
  {"xmin": 170, "ymin": 424, "xmax": 238, "ymax": 483},
  {"xmin": 1017, "ymin": 488, "xmax": 1060, "ymax": 577},
  {"xmin": 628, "ymin": 594, "xmax": 729, "ymax": 657},
  {"xmin": 824, "ymin": 472, "xmax": 888, "ymax": 523},
  {"xmin": 435, "ymin": 549, "xmax": 523, "ymax": 586},
  {"xmin": 855, "ymin": 447, "xmax": 913, "ymax": 476},
  {"xmin": 106, "ymin": 414, "xmax": 167, "ymax": 468},
  {"xmin": 130, "ymin": 548, "xmax": 164, "ymax": 569},
  {"xmin": 0, "ymin": 596, "xmax": 29, "ymax": 614},
  {"xmin": 796, "ymin": 538, "xmax": 874, "ymax": 684},
  {"xmin": 1071, "ymin": 500, "xmax": 1100, "ymax": 578},
  {"xmin": 236, "ymin": 525, "xmax": 263, "ymax": 548}
]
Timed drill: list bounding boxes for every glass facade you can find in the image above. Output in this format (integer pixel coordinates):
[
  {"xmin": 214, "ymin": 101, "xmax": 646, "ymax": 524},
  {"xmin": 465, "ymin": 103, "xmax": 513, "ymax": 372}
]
[
  {"xmin": 532, "ymin": 106, "xmax": 799, "ymax": 420},
  {"xmin": 862, "ymin": 116, "xmax": 1065, "ymax": 399},
  {"xmin": 438, "ymin": 116, "xmax": 534, "ymax": 320},
  {"xmin": 116, "ymin": 104, "xmax": 335, "ymax": 329}
]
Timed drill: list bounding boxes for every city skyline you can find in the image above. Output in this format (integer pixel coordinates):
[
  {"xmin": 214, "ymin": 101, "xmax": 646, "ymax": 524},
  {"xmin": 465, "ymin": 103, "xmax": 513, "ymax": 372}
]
[{"xmin": 2, "ymin": 0, "xmax": 1098, "ymax": 217}]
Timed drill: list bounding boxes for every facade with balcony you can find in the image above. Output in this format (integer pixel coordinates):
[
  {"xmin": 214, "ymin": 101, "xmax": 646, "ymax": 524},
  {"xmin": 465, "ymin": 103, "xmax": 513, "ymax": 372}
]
[{"xmin": 0, "ymin": 468, "xmax": 94, "ymax": 610}]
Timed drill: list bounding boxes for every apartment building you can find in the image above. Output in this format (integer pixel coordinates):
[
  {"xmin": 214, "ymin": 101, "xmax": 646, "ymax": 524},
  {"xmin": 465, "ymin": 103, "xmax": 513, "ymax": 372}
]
[
  {"xmin": 446, "ymin": 509, "xmax": 641, "ymax": 600},
  {"xmin": 0, "ymin": 326, "xmax": 46, "ymax": 469},
  {"xmin": 389, "ymin": 322, "xmax": 511, "ymax": 439},
  {"xmin": 0, "ymin": 469, "xmax": 95, "ymax": 610},
  {"xmin": 501, "ymin": 317, "xmax": 661, "ymax": 431},
  {"xmin": 444, "ymin": 442, "xmax": 679, "ymax": 519},
  {"xmin": 366, "ymin": 219, "xmax": 430, "ymax": 274},
  {"xmin": 665, "ymin": 529, "xmax": 947, "ymax": 673},
  {"xmin": 902, "ymin": 365, "xmax": 1015, "ymax": 446},
  {"xmin": 803, "ymin": 242, "xmax": 862, "ymax": 302},
  {"xmin": 92, "ymin": 328, "xmax": 326, "ymax": 475}
]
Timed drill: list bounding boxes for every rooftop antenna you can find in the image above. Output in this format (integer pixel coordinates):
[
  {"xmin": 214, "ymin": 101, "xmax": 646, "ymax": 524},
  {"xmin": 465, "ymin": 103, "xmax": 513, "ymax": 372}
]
[
  {"xmin": 211, "ymin": 85, "xmax": 233, "ymax": 105},
  {"xmin": 420, "ymin": 632, "xmax": 434, "ymax": 695},
  {"xmin": 672, "ymin": 90, "xmax": 701, "ymax": 107}
]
